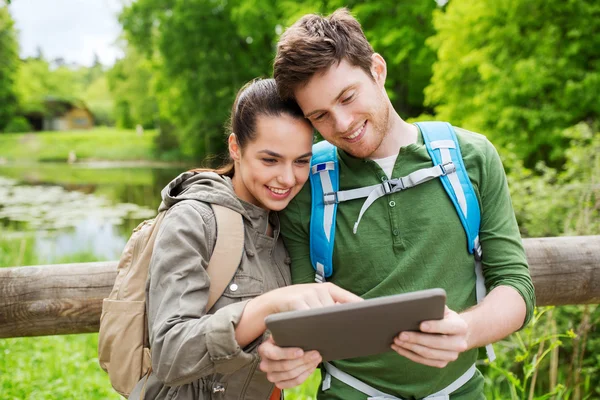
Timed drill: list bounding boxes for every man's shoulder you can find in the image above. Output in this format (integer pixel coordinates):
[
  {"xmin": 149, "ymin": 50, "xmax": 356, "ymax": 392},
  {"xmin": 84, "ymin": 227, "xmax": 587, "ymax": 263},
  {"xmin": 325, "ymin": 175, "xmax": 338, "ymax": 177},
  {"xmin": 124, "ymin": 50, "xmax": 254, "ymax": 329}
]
[
  {"xmin": 452, "ymin": 126, "xmax": 498, "ymax": 167},
  {"xmin": 453, "ymin": 126, "xmax": 492, "ymax": 150}
]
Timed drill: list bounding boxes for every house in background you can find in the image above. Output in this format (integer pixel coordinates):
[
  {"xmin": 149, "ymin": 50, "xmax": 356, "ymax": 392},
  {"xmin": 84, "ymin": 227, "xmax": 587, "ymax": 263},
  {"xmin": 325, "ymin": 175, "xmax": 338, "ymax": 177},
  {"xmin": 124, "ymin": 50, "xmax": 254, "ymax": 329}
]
[{"xmin": 24, "ymin": 97, "xmax": 94, "ymax": 131}]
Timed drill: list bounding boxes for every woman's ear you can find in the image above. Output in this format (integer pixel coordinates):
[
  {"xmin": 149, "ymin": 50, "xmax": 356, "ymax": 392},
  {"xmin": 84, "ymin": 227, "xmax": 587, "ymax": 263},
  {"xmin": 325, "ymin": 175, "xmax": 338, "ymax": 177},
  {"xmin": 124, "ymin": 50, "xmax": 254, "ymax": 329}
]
[
  {"xmin": 229, "ymin": 133, "xmax": 241, "ymax": 161},
  {"xmin": 370, "ymin": 53, "xmax": 387, "ymax": 87}
]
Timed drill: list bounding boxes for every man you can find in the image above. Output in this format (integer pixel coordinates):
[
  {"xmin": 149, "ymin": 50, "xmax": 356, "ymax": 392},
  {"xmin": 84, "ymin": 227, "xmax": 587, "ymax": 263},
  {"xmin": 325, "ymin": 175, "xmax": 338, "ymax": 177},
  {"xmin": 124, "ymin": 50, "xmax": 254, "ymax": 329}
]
[{"xmin": 258, "ymin": 8, "xmax": 535, "ymax": 400}]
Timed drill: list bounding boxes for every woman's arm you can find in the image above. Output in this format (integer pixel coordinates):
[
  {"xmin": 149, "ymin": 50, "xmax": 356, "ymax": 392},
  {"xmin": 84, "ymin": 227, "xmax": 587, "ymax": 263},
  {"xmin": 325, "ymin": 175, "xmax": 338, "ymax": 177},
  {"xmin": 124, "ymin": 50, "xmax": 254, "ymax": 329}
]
[{"xmin": 148, "ymin": 201, "xmax": 252, "ymax": 386}]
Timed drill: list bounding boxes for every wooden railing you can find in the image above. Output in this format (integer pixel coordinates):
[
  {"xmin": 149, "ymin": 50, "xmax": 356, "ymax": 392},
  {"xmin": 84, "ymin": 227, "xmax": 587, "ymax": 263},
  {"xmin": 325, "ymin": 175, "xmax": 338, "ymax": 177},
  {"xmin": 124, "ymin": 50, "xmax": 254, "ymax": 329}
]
[{"xmin": 1, "ymin": 236, "xmax": 599, "ymax": 339}]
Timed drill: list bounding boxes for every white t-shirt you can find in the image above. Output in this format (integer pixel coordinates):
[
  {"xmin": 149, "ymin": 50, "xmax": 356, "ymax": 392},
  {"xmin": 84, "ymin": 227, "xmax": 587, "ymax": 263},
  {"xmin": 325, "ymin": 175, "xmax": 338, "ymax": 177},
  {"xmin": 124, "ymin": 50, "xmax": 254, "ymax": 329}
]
[{"xmin": 371, "ymin": 154, "xmax": 398, "ymax": 179}]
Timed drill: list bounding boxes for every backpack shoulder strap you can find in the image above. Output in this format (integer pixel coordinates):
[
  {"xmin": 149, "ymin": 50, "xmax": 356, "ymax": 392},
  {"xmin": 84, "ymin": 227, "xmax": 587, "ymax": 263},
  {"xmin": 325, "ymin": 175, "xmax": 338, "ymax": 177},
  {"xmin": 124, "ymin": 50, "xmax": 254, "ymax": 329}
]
[
  {"xmin": 205, "ymin": 204, "xmax": 244, "ymax": 311},
  {"xmin": 415, "ymin": 121, "xmax": 481, "ymax": 258},
  {"xmin": 309, "ymin": 140, "xmax": 339, "ymax": 282},
  {"xmin": 416, "ymin": 121, "xmax": 495, "ymax": 361}
]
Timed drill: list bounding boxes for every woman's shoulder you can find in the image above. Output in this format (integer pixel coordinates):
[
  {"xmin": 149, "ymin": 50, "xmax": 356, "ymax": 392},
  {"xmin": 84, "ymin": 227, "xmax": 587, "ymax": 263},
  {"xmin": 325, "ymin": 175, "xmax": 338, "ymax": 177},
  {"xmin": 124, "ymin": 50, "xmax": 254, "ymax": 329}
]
[{"xmin": 165, "ymin": 199, "xmax": 216, "ymax": 221}]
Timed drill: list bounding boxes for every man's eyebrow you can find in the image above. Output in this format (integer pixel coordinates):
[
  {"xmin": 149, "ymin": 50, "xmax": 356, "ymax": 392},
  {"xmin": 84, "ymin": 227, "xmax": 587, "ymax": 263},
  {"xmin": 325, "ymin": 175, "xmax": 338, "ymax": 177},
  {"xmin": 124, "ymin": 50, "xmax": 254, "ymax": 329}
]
[{"xmin": 304, "ymin": 84, "xmax": 355, "ymax": 118}]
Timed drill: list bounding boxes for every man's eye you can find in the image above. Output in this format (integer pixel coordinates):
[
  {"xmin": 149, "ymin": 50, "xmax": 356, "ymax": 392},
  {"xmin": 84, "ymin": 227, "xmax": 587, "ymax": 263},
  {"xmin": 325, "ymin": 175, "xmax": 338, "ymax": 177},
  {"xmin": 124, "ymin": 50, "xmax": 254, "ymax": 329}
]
[
  {"xmin": 342, "ymin": 94, "xmax": 355, "ymax": 103},
  {"xmin": 313, "ymin": 113, "xmax": 326, "ymax": 121}
]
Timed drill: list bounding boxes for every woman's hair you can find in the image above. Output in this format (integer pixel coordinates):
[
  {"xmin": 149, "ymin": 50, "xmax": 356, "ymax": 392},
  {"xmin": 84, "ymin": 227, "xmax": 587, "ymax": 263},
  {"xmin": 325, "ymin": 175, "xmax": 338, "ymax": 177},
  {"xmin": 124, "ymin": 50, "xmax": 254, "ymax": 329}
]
[{"xmin": 191, "ymin": 78, "xmax": 306, "ymax": 177}]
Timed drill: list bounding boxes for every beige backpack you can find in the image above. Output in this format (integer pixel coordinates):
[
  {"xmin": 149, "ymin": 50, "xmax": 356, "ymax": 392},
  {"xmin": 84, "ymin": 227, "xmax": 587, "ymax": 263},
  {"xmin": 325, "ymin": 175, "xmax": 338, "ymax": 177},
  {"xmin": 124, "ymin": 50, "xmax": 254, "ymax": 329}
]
[{"xmin": 98, "ymin": 204, "xmax": 244, "ymax": 398}]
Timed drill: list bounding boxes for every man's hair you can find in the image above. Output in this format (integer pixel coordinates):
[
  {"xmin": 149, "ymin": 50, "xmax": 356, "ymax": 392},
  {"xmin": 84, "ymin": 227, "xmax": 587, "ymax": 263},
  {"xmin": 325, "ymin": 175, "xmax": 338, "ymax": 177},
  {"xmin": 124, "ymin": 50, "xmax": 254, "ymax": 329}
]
[{"xmin": 274, "ymin": 8, "xmax": 374, "ymax": 100}]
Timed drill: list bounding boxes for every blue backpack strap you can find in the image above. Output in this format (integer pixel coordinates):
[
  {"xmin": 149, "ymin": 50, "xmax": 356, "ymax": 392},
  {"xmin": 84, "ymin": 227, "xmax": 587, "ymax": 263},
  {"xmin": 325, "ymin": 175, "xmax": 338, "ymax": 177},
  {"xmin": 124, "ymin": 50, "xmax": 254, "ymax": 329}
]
[
  {"xmin": 309, "ymin": 141, "xmax": 339, "ymax": 282},
  {"xmin": 416, "ymin": 121, "xmax": 495, "ymax": 361},
  {"xmin": 416, "ymin": 121, "xmax": 481, "ymax": 258}
]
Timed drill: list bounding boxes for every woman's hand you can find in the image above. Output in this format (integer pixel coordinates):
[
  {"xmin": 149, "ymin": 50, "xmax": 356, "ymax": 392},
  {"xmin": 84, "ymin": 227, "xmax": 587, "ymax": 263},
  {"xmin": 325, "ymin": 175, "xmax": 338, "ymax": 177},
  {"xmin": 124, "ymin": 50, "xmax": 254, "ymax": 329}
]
[
  {"xmin": 253, "ymin": 283, "xmax": 361, "ymax": 388},
  {"xmin": 260, "ymin": 282, "xmax": 363, "ymax": 314},
  {"xmin": 236, "ymin": 282, "xmax": 361, "ymax": 348}
]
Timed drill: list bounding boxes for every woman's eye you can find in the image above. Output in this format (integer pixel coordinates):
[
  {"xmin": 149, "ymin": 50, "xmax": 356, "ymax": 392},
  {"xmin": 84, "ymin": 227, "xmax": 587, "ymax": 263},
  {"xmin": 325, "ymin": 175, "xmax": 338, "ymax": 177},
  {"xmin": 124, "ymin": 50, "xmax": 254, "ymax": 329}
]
[
  {"xmin": 295, "ymin": 159, "xmax": 310, "ymax": 165},
  {"xmin": 262, "ymin": 158, "xmax": 277, "ymax": 164}
]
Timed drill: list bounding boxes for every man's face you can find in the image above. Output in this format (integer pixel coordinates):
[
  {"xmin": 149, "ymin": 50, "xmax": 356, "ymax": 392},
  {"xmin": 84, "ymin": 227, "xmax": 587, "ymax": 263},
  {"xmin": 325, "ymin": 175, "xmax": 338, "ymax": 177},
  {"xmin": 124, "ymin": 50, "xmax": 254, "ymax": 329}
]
[{"xmin": 294, "ymin": 56, "xmax": 390, "ymax": 159}]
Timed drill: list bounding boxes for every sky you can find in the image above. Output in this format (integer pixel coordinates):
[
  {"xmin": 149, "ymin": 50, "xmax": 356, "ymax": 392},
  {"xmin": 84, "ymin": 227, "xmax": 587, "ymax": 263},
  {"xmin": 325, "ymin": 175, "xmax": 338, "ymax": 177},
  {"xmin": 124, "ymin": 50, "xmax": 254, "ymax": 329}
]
[{"xmin": 8, "ymin": 0, "xmax": 124, "ymax": 67}]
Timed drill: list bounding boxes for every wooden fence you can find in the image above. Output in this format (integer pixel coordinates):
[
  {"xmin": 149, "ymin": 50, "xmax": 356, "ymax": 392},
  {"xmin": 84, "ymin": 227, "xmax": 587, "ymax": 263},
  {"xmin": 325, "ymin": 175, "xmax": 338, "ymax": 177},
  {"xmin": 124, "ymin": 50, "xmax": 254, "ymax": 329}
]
[{"xmin": 0, "ymin": 235, "xmax": 599, "ymax": 339}]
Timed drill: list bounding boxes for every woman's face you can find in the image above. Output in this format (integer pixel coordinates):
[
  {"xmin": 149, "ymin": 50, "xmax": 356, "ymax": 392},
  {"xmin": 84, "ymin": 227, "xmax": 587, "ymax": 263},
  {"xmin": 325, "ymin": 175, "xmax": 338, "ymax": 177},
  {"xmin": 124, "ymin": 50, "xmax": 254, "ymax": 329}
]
[{"xmin": 231, "ymin": 113, "xmax": 313, "ymax": 211}]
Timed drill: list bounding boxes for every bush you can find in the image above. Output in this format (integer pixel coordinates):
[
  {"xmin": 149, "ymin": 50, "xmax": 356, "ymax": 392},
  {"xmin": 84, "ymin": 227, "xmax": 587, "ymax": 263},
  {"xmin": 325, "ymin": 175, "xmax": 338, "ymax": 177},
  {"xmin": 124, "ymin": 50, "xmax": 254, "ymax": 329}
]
[{"xmin": 3, "ymin": 116, "xmax": 33, "ymax": 133}]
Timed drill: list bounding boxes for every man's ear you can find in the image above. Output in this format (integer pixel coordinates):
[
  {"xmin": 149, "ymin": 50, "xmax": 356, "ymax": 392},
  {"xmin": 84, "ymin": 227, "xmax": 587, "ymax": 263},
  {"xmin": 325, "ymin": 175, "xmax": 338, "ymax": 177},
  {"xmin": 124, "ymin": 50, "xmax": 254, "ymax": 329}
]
[
  {"xmin": 370, "ymin": 53, "xmax": 387, "ymax": 87},
  {"xmin": 229, "ymin": 133, "xmax": 241, "ymax": 161}
]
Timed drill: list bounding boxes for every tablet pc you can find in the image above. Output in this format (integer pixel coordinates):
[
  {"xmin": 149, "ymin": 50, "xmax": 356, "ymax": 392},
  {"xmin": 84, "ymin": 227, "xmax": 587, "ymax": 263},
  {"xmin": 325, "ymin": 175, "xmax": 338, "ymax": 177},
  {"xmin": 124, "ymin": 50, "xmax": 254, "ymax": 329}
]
[{"xmin": 264, "ymin": 288, "xmax": 446, "ymax": 361}]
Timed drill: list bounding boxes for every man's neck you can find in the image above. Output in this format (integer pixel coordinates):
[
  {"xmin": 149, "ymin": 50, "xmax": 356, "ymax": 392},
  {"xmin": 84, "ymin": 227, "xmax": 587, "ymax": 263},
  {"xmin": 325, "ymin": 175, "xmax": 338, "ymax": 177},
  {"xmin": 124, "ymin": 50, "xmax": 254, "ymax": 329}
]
[{"xmin": 370, "ymin": 111, "xmax": 418, "ymax": 159}]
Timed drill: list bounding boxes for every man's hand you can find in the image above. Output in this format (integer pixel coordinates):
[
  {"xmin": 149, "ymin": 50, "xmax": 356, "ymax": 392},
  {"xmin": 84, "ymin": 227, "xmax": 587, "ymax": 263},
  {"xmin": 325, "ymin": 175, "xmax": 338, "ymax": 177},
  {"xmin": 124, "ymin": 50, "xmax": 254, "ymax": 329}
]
[
  {"xmin": 391, "ymin": 306, "xmax": 469, "ymax": 368},
  {"xmin": 258, "ymin": 336, "xmax": 322, "ymax": 389}
]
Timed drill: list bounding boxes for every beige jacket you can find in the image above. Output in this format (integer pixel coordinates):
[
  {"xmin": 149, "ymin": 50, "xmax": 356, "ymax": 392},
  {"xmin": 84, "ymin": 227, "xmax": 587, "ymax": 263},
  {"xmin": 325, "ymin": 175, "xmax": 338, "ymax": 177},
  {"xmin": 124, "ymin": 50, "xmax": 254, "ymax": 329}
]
[{"xmin": 129, "ymin": 172, "xmax": 291, "ymax": 400}]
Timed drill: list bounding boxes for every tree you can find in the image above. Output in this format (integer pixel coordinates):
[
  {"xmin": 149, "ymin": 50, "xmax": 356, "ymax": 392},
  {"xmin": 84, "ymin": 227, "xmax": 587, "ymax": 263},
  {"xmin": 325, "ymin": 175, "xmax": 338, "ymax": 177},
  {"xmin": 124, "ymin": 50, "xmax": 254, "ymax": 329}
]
[
  {"xmin": 120, "ymin": 0, "xmax": 284, "ymax": 160},
  {"xmin": 15, "ymin": 58, "xmax": 83, "ymax": 113},
  {"xmin": 353, "ymin": 0, "xmax": 439, "ymax": 118},
  {"xmin": 426, "ymin": 0, "xmax": 600, "ymax": 167},
  {"xmin": 107, "ymin": 46, "xmax": 157, "ymax": 129},
  {"xmin": 0, "ymin": 6, "xmax": 19, "ymax": 131},
  {"xmin": 83, "ymin": 75, "xmax": 115, "ymax": 126}
]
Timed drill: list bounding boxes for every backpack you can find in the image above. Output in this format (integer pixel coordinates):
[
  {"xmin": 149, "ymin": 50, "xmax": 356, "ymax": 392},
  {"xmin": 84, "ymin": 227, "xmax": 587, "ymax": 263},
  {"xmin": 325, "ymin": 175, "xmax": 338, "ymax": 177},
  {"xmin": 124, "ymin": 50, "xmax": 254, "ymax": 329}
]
[
  {"xmin": 308, "ymin": 121, "xmax": 495, "ymax": 361},
  {"xmin": 98, "ymin": 204, "xmax": 244, "ymax": 397}
]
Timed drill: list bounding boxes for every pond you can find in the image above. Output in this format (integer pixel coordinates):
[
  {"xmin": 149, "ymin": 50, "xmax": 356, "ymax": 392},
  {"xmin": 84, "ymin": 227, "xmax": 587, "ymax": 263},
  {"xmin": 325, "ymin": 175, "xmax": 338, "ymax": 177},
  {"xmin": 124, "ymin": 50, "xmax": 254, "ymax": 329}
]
[{"xmin": 0, "ymin": 162, "xmax": 187, "ymax": 266}]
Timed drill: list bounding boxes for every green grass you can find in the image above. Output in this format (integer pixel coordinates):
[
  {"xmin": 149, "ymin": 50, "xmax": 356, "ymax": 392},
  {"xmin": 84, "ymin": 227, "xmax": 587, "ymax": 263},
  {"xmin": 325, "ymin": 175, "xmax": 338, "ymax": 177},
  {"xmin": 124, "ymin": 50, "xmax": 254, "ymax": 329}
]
[
  {"xmin": 0, "ymin": 334, "xmax": 122, "ymax": 400},
  {"xmin": 0, "ymin": 127, "xmax": 158, "ymax": 162},
  {"xmin": 0, "ymin": 163, "xmax": 157, "ymax": 186}
]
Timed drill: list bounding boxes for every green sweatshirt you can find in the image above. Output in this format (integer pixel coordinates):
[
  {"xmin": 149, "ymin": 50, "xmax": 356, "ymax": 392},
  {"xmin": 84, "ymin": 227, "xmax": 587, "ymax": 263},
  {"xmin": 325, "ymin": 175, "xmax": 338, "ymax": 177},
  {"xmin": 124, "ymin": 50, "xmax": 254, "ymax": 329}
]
[{"xmin": 279, "ymin": 127, "xmax": 535, "ymax": 400}]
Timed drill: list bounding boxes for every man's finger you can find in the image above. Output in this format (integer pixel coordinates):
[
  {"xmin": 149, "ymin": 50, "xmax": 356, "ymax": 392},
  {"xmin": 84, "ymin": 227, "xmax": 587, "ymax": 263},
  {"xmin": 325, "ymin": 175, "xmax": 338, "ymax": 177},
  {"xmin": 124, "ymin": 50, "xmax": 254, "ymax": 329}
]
[
  {"xmin": 266, "ymin": 352, "xmax": 321, "ymax": 382},
  {"xmin": 395, "ymin": 330, "xmax": 468, "ymax": 351},
  {"xmin": 258, "ymin": 337, "xmax": 303, "ymax": 362},
  {"xmin": 391, "ymin": 344, "xmax": 450, "ymax": 369}
]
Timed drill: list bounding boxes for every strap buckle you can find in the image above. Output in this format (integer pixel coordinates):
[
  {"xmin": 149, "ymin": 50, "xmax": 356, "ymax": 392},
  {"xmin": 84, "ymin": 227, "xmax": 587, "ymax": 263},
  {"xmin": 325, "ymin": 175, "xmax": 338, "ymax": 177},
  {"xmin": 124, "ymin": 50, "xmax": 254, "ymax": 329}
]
[
  {"xmin": 440, "ymin": 162, "xmax": 456, "ymax": 175},
  {"xmin": 323, "ymin": 192, "xmax": 338, "ymax": 205},
  {"xmin": 474, "ymin": 244, "xmax": 483, "ymax": 261},
  {"xmin": 382, "ymin": 179, "xmax": 404, "ymax": 194}
]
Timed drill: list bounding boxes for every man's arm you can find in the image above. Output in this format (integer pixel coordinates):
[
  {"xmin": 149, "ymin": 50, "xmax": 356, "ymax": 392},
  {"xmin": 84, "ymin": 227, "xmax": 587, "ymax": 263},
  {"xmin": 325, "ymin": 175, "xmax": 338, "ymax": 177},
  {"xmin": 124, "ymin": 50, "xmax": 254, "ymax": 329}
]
[{"xmin": 392, "ymin": 133, "xmax": 535, "ymax": 367}]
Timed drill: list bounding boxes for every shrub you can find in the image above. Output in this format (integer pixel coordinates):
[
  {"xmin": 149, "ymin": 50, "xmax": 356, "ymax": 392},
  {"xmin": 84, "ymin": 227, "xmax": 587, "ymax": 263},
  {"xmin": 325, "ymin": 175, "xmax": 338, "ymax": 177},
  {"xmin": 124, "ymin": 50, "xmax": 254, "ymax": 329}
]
[{"xmin": 3, "ymin": 116, "xmax": 33, "ymax": 133}]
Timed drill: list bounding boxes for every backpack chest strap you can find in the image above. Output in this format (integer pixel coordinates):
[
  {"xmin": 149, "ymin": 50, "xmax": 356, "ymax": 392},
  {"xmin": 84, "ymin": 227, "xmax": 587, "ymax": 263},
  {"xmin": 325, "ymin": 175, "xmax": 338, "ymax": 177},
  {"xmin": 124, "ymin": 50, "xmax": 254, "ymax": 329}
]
[{"xmin": 324, "ymin": 162, "xmax": 456, "ymax": 234}]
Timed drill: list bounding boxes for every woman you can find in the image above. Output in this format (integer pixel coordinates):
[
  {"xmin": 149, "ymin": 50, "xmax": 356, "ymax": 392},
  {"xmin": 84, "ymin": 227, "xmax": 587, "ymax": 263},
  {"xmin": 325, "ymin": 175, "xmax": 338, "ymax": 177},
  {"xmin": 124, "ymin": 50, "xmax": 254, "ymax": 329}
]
[{"xmin": 129, "ymin": 79, "xmax": 360, "ymax": 400}]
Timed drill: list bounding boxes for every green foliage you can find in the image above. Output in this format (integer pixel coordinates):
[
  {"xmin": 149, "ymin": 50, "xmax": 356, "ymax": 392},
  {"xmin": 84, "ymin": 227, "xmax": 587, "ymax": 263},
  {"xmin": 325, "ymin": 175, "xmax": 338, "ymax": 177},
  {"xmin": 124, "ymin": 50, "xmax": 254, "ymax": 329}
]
[
  {"xmin": 508, "ymin": 124, "xmax": 600, "ymax": 238},
  {"xmin": 107, "ymin": 46, "xmax": 157, "ymax": 129},
  {"xmin": 83, "ymin": 75, "xmax": 115, "ymax": 126},
  {"xmin": 482, "ymin": 305, "xmax": 600, "ymax": 399},
  {"xmin": 0, "ymin": 7, "xmax": 19, "ymax": 131},
  {"xmin": 354, "ymin": 0, "xmax": 438, "ymax": 117},
  {"xmin": 3, "ymin": 116, "xmax": 33, "ymax": 133},
  {"xmin": 15, "ymin": 56, "xmax": 115, "ymax": 126},
  {"xmin": 120, "ymin": 0, "xmax": 284, "ymax": 160},
  {"xmin": 426, "ymin": 0, "xmax": 600, "ymax": 168},
  {"xmin": 16, "ymin": 58, "xmax": 85, "ymax": 113}
]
